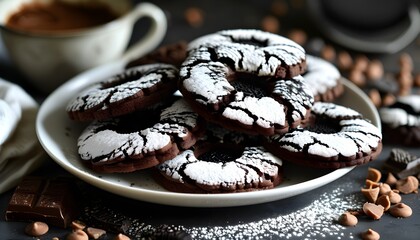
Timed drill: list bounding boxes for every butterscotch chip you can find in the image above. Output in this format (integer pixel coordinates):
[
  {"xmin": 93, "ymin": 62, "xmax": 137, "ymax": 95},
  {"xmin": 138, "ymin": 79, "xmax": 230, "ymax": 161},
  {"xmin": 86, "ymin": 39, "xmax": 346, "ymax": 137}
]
[
  {"xmin": 376, "ymin": 195, "xmax": 391, "ymax": 211},
  {"xmin": 365, "ymin": 179, "xmax": 380, "ymax": 189},
  {"xmin": 25, "ymin": 221, "xmax": 49, "ymax": 237},
  {"xmin": 261, "ymin": 15, "xmax": 280, "ymax": 33},
  {"xmin": 397, "ymin": 73, "xmax": 413, "ymax": 95},
  {"xmin": 368, "ymin": 89, "xmax": 382, "ymax": 108},
  {"xmin": 320, "ymin": 44, "xmax": 336, "ymax": 62},
  {"xmin": 389, "ymin": 203, "xmax": 412, "ymax": 218},
  {"xmin": 66, "ymin": 229, "xmax": 88, "ymax": 240},
  {"xmin": 271, "ymin": 0, "xmax": 289, "ymax": 16},
  {"xmin": 386, "ymin": 190, "xmax": 402, "ymax": 204},
  {"xmin": 287, "ymin": 29, "xmax": 307, "ymax": 46},
  {"xmin": 86, "ymin": 227, "xmax": 106, "ymax": 240},
  {"xmin": 395, "ymin": 176, "xmax": 419, "ymax": 194},
  {"xmin": 361, "ymin": 229, "xmax": 380, "ymax": 240},
  {"xmin": 353, "ymin": 55, "xmax": 369, "ymax": 72},
  {"xmin": 184, "ymin": 7, "xmax": 204, "ymax": 27},
  {"xmin": 348, "ymin": 69, "xmax": 366, "ymax": 87},
  {"xmin": 362, "ymin": 202, "xmax": 384, "ymax": 220},
  {"xmin": 385, "ymin": 172, "xmax": 398, "ymax": 186},
  {"xmin": 114, "ymin": 233, "xmax": 131, "ymax": 240},
  {"xmin": 338, "ymin": 212, "xmax": 358, "ymax": 226},
  {"xmin": 367, "ymin": 167, "xmax": 382, "ymax": 182},
  {"xmin": 361, "ymin": 187, "xmax": 380, "ymax": 203},
  {"xmin": 337, "ymin": 51, "xmax": 353, "ymax": 71},
  {"xmin": 71, "ymin": 220, "xmax": 86, "ymax": 231},
  {"xmin": 366, "ymin": 59, "xmax": 384, "ymax": 81},
  {"xmin": 381, "ymin": 93, "xmax": 396, "ymax": 106},
  {"xmin": 399, "ymin": 53, "xmax": 413, "ymax": 71},
  {"xmin": 378, "ymin": 183, "xmax": 392, "ymax": 195},
  {"xmin": 414, "ymin": 73, "xmax": 420, "ymax": 87}
]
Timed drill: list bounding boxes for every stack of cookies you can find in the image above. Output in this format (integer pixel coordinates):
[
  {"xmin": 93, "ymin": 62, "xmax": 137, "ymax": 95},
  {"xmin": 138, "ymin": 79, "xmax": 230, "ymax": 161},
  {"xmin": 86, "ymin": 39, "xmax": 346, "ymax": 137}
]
[{"xmin": 66, "ymin": 29, "xmax": 382, "ymax": 193}]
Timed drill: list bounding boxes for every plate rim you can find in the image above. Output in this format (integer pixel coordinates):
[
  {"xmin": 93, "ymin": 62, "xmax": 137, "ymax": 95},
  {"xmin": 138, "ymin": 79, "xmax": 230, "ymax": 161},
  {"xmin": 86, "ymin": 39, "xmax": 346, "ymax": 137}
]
[{"xmin": 36, "ymin": 60, "xmax": 380, "ymax": 207}]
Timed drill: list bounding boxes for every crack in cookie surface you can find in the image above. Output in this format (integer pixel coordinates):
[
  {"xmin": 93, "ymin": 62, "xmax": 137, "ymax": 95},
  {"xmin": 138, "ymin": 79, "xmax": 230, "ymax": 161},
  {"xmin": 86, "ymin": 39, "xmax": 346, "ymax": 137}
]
[
  {"xmin": 156, "ymin": 124, "xmax": 282, "ymax": 193},
  {"xmin": 264, "ymin": 102, "xmax": 382, "ymax": 169},
  {"xmin": 77, "ymin": 99, "xmax": 204, "ymax": 173},
  {"xmin": 180, "ymin": 29, "xmax": 311, "ymax": 135},
  {"xmin": 67, "ymin": 64, "xmax": 179, "ymax": 121}
]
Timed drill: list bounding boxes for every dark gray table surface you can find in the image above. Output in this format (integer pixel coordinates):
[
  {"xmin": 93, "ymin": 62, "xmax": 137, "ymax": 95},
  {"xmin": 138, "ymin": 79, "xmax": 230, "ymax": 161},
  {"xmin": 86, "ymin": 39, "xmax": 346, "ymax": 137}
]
[{"xmin": 0, "ymin": 1, "xmax": 419, "ymax": 239}]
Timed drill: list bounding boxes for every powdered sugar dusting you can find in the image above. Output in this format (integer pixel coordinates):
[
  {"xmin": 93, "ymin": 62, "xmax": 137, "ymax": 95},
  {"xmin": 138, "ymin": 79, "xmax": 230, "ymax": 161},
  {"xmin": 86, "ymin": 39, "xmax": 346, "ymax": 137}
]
[
  {"xmin": 222, "ymin": 93, "xmax": 286, "ymax": 128},
  {"xmin": 187, "ymin": 183, "xmax": 362, "ymax": 239},
  {"xmin": 304, "ymin": 55, "xmax": 341, "ymax": 95}
]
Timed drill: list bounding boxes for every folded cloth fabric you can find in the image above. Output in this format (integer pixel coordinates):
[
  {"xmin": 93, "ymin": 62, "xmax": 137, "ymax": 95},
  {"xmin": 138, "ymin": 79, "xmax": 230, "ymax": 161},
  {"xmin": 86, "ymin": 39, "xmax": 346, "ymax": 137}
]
[
  {"xmin": 0, "ymin": 78, "xmax": 46, "ymax": 194},
  {"xmin": 0, "ymin": 82, "xmax": 22, "ymax": 145}
]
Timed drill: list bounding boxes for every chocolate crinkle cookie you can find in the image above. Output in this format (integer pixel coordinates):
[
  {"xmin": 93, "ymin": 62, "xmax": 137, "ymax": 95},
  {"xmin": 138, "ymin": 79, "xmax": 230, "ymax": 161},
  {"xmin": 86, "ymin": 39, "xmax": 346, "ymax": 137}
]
[
  {"xmin": 126, "ymin": 41, "xmax": 188, "ymax": 69},
  {"xmin": 379, "ymin": 95, "xmax": 420, "ymax": 146},
  {"xmin": 264, "ymin": 102, "xmax": 382, "ymax": 169},
  {"xmin": 179, "ymin": 29, "xmax": 312, "ymax": 136}
]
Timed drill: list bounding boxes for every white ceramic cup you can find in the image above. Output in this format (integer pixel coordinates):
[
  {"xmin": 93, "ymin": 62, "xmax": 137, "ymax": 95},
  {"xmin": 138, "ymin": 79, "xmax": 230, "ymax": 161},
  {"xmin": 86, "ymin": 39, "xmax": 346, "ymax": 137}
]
[{"xmin": 0, "ymin": 0, "xmax": 167, "ymax": 93}]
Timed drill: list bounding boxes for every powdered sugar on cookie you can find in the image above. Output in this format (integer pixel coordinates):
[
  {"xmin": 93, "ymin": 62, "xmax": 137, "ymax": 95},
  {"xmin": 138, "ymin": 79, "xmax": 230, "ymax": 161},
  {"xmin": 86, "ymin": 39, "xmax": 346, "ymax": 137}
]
[
  {"xmin": 67, "ymin": 64, "xmax": 178, "ymax": 121},
  {"xmin": 157, "ymin": 147, "xmax": 282, "ymax": 193},
  {"xmin": 265, "ymin": 102, "xmax": 382, "ymax": 168},
  {"xmin": 77, "ymin": 99, "xmax": 203, "ymax": 172},
  {"xmin": 179, "ymin": 29, "xmax": 311, "ymax": 135},
  {"xmin": 303, "ymin": 55, "xmax": 343, "ymax": 102}
]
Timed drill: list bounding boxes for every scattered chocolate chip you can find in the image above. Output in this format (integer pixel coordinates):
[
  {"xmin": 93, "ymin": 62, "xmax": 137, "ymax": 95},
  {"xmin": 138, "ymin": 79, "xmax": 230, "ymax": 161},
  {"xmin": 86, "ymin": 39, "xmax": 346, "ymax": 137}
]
[
  {"xmin": 386, "ymin": 190, "xmax": 402, "ymax": 204},
  {"xmin": 385, "ymin": 172, "xmax": 398, "ymax": 187},
  {"xmin": 362, "ymin": 202, "xmax": 384, "ymax": 220},
  {"xmin": 353, "ymin": 55, "xmax": 369, "ymax": 72},
  {"xmin": 348, "ymin": 69, "xmax": 366, "ymax": 87},
  {"xmin": 398, "ymin": 53, "xmax": 413, "ymax": 72},
  {"xmin": 338, "ymin": 212, "xmax": 358, "ymax": 226},
  {"xmin": 86, "ymin": 227, "xmax": 106, "ymax": 240},
  {"xmin": 381, "ymin": 93, "xmax": 396, "ymax": 106},
  {"xmin": 361, "ymin": 229, "xmax": 380, "ymax": 240},
  {"xmin": 361, "ymin": 187, "xmax": 380, "ymax": 203},
  {"xmin": 368, "ymin": 89, "xmax": 382, "ymax": 108},
  {"xmin": 395, "ymin": 176, "xmax": 419, "ymax": 194},
  {"xmin": 126, "ymin": 41, "xmax": 188, "ymax": 69},
  {"xmin": 320, "ymin": 44, "xmax": 336, "ymax": 62},
  {"xmin": 389, "ymin": 203, "xmax": 413, "ymax": 218},
  {"xmin": 184, "ymin": 7, "xmax": 204, "ymax": 27},
  {"xmin": 375, "ymin": 195, "xmax": 391, "ymax": 211},
  {"xmin": 366, "ymin": 59, "xmax": 384, "ymax": 81},
  {"xmin": 365, "ymin": 179, "xmax": 380, "ymax": 189},
  {"xmin": 261, "ymin": 15, "xmax": 280, "ymax": 33},
  {"xmin": 114, "ymin": 233, "xmax": 131, "ymax": 240},
  {"xmin": 71, "ymin": 220, "xmax": 86, "ymax": 231},
  {"xmin": 24, "ymin": 221, "xmax": 49, "ymax": 237},
  {"xmin": 414, "ymin": 73, "xmax": 420, "ymax": 87},
  {"xmin": 378, "ymin": 183, "xmax": 392, "ymax": 195},
  {"xmin": 367, "ymin": 167, "xmax": 382, "ymax": 182},
  {"xmin": 270, "ymin": 0, "xmax": 289, "ymax": 16},
  {"xmin": 287, "ymin": 29, "xmax": 307, "ymax": 46},
  {"xmin": 337, "ymin": 50, "xmax": 353, "ymax": 71},
  {"xmin": 66, "ymin": 229, "xmax": 88, "ymax": 240}
]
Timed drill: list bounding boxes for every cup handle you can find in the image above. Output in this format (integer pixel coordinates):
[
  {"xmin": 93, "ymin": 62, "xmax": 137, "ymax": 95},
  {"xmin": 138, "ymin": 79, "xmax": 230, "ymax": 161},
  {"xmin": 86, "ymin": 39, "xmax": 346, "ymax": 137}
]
[{"xmin": 121, "ymin": 2, "xmax": 167, "ymax": 63}]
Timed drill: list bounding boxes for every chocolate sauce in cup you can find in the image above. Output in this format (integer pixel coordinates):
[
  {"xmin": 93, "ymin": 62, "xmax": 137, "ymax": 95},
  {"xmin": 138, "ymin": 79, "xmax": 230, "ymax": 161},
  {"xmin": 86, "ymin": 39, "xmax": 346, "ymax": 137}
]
[{"xmin": 0, "ymin": 0, "xmax": 167, "ymax": 93}]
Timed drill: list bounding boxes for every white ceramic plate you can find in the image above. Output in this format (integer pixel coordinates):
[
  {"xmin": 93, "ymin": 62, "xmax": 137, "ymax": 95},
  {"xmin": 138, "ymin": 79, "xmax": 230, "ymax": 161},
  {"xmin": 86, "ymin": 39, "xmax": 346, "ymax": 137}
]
[{"xmin": 36, "ymin": 60, "xmax": 381, "ymax": 207}]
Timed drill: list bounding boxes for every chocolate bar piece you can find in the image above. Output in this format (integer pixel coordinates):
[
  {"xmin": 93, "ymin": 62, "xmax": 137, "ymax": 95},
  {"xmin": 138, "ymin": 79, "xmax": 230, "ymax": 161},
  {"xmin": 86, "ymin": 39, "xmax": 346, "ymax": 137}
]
[
  {"xmin": 5, "ymin": 176, "xmax": 80, "ymax": 228},
  {"xmin": 384, "ymin": 148, "xmax": 420, "ymax": 179}
]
